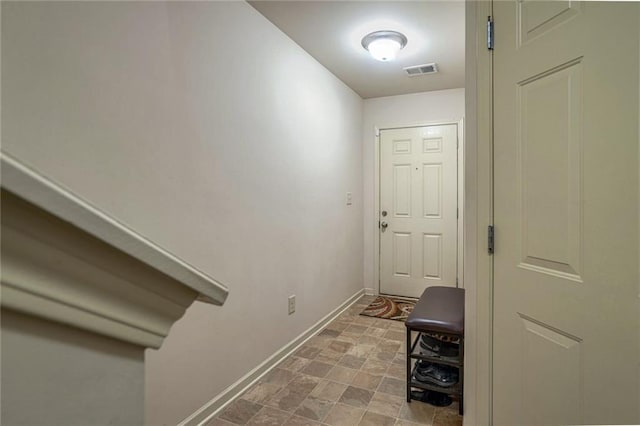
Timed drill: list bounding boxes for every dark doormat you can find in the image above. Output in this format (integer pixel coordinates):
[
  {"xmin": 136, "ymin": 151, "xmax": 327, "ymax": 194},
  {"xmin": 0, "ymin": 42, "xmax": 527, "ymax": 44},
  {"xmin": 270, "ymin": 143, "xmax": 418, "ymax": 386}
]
[{"xmin": 360, "ymin": 295, "xmax": 417, "ymax": 322}]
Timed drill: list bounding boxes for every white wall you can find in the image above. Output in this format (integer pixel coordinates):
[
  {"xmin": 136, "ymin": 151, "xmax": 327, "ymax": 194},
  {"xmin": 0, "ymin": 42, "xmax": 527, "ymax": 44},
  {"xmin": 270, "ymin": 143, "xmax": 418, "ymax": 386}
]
[
  {"xmin": 2, "ymin": 2, "xmax": 363, "ymax": 424},
  {"xmin": 362, "ymin": 88, "xmax": 465, "ymax": 292}
]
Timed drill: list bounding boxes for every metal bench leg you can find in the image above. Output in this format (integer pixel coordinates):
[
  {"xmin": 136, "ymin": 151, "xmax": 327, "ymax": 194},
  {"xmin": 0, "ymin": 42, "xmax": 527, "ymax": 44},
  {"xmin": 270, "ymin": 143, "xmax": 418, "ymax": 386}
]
[
  {"xmin": 459, "ymin": 335, "xmax": 464, "ymax": 415},
  {"xmin": 406, "ymin": 327, "xmax": 412, "ymax": 403}
]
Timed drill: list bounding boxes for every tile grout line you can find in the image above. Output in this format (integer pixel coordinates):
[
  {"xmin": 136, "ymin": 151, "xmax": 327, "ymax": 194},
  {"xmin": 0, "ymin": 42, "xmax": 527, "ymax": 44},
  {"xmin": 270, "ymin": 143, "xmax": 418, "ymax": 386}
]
[
  {"xmin": 193, "ymin": 290, "xmax": 367, "ymax": 426},
  {"xmin": 212, "ymin": 295, "xmax": 459, "ymax": 426}
]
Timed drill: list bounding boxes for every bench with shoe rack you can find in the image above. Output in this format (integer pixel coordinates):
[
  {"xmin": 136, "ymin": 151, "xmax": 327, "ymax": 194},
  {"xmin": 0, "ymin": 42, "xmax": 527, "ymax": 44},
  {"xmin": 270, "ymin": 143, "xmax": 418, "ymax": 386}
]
[{"xmin": 405, "ymin": 286, "xmax": 465, "ymax": 415}]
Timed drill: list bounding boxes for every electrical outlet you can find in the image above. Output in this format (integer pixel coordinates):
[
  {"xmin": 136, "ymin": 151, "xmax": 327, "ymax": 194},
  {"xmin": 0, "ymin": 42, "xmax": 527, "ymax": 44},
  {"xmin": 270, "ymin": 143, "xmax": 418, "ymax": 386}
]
[
  {"xmin": 288, "ymin": 295, "xmax": 296, "ymax": 315},
  {"xmin": 346, "ymin": 192, "xmax": 353, "ymax": 205}
]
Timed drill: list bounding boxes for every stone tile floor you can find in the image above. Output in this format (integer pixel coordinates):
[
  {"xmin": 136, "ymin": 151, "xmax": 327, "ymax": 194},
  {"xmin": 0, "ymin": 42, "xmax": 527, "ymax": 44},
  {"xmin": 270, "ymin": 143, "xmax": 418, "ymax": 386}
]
[{"xmin": 207, "ymin": 295, "xmax": 463, "ymax": 426}]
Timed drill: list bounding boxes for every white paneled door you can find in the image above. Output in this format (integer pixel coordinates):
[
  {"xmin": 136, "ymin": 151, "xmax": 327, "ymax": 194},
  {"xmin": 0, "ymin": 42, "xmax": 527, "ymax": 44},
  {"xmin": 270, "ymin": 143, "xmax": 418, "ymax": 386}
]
[
  {"xmin": 380, "ymin": 125, "xmax": 458, "ymax": 298},
  {"xmin": 492, "ymin": 2, "xmax": 640, "ymax": 425}
]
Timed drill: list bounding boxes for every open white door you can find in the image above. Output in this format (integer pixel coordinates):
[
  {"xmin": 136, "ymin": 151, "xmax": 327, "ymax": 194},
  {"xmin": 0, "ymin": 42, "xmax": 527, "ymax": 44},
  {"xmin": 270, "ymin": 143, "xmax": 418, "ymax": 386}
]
[
  {"xmin": 492, "ymin": 2, "xmax": 640, "ymax": 424},
  {"xmin": 379, "ymin": 124, "xmax": 458, "ymax": 298}
]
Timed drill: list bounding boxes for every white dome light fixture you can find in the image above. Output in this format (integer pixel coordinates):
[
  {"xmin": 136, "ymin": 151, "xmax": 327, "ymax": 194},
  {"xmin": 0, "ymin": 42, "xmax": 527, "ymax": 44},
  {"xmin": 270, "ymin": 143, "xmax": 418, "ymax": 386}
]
[{"xmin": 361, "ymin": 30, "xmax": 408, "ymax": 62}]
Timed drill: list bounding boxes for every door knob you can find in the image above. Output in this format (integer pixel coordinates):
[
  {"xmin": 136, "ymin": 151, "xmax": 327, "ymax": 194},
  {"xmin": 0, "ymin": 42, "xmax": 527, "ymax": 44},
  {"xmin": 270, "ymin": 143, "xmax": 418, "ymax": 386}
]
[{"xmin": 380, "ymin": 221, "xmax": 388, "ymax": 231}]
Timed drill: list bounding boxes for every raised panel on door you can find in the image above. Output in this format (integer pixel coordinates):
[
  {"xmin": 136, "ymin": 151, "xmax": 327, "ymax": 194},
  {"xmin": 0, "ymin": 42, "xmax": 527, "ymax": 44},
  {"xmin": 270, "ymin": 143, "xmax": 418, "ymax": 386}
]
[
  {"xmin": 393, "ymin": 139, "xmax": 411, "ymax": 155},
  {"xmin": 423, "ymin": 137, "xmax": 443, "ymax": 153},
  {"xmin": 393, "ymin": 164, "xmax": 412, "ymax": 218},
  {"xmin": 422, "ymin": 233, "xmax": 442, "ymax": 280},
  {"xmin": 519, "ymin": 315, "xmax": 582, "ymax": 426},
  {"xmin": 518, "ymin": 1, "xmax": 582, "ymax": 46},
  {"xmin": 422, "ymin": 163, "xmax": 442, "ymax": 219},
  {"xmin": 518, "ymin": 59, "xmax": 583, "ymax": 281},
  {"xmin": 393, "ymin": 232, "xmax": 411, "ymax": 277}
]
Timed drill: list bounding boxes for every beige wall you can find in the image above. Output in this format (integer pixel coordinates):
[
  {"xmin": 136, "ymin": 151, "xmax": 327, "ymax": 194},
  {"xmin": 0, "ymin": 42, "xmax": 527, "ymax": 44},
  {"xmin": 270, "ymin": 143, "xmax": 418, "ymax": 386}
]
[
  {"xmin": 1, "ymin": 310, "xmax": 145, "ymax": 425},
  {"xmin": 2, "ymin": 2, "xmax": 364, "ymax": 424},
  {"xmin": 362, "ymin": 89, "xmax": 465, "ymax": 292}
]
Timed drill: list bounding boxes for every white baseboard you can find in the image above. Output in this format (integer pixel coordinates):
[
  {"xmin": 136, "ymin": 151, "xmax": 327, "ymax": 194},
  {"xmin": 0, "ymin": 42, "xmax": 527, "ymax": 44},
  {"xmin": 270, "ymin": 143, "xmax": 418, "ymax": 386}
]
[
  {"xmin": 364, "ymin": 287, "xmax": 377, "ymax": 296},
  {"xmin": 179, "ymin": 288, "xmax": 365, "ymax": 426}
]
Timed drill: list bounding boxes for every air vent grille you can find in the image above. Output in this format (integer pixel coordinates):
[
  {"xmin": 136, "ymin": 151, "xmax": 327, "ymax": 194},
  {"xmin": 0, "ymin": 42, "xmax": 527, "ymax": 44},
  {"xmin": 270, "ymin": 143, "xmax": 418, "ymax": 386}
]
[{"xmin": 404, "ymin": 63, "xmax": 438, "ymax": 77}]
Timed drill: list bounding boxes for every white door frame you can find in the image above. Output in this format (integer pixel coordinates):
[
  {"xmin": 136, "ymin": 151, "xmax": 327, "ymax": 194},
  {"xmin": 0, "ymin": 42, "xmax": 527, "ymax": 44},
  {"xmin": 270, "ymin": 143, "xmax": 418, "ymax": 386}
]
[
  {"xmin": 464, "ymin": 1, "xmax": 494, "ymax": 425},
  {"xmin": 373, "ymin": 119, "xmax": 465, "ymax": 297}
]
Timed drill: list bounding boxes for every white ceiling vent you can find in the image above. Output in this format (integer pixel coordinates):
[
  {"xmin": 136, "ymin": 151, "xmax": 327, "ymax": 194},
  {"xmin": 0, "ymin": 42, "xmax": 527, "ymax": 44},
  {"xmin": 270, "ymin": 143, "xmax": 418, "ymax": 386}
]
[{"xmin": 403, "ymin": 63, "xmax": 438, "ymax": 77}]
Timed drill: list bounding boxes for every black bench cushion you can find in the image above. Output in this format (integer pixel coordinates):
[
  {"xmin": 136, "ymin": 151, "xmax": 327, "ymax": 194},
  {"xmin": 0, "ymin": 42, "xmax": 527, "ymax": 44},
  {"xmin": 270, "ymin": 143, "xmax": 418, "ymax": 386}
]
[{"xmin": 405, "ymin": 286, "xmax": 465, "ymax": 335}]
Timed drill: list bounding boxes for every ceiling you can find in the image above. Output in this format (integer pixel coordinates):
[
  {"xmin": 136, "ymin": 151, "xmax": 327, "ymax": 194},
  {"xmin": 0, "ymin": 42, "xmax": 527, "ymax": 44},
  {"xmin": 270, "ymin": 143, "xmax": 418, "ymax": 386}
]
[{"xmin": 249, "ymin": 1, "xmax": 465, "ymax": 99}]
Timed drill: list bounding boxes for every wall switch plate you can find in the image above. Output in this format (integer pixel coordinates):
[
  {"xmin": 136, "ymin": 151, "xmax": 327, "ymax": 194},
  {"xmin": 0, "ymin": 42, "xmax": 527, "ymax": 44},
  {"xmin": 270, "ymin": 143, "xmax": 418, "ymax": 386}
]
[
  {"xmin": 288, "ymin": 295, "xmax": 295, "ymax": 315},
  {"xmin": 346, "ymin": 192, "xmax": 353, "ymax": 205}
]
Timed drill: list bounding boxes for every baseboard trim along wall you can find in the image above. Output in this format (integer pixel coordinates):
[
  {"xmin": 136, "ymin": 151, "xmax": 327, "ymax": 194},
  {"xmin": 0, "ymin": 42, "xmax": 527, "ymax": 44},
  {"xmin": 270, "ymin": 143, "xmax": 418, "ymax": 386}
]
[
  {"xmin": 179, "ymin": 288, "xmax": 366, "ymax": 426},
  {"xmin": 364, "ymin": 287, "xmax": 377, "ymax": 296}
]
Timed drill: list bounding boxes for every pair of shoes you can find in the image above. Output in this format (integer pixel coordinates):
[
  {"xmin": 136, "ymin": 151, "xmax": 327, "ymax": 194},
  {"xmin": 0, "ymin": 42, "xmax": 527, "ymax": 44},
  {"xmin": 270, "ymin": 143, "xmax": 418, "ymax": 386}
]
[
  {"xmin": 414, "ymin": 361, "xmax": 459, "ymax": 387},
  {"xmin": 420, "ymin": 334, "xmax": 459, "ymax": 358},
  {"xmin": 424, "ymin": 332, "xmax": 460, "ymax": 345},
  {"xmin": 410, "ymin": 389, "xmax": 453, "ymax": 407}
]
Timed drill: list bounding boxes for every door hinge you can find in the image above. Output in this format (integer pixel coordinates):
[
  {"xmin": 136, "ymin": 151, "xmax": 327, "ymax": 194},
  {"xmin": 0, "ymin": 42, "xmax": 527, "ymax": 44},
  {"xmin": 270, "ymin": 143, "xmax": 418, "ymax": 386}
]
[
  {"xmin": 487, "ymin": 16, "xmax": 494, "ymax": 50},
  {"xmin": 456, "ymin": 208, "xmax": 459, "ymax": 219},
  {"xmin": 488, "ymin": 225, "xmax": 495, "ymax": 254}
]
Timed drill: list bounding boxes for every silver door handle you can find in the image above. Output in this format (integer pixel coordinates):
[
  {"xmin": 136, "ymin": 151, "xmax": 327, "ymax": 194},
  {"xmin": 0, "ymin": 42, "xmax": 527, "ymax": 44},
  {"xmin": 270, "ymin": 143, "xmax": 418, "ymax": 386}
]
[{"xmin": 380, "ymin": 221, "xmax": 388, "ymax": 231}]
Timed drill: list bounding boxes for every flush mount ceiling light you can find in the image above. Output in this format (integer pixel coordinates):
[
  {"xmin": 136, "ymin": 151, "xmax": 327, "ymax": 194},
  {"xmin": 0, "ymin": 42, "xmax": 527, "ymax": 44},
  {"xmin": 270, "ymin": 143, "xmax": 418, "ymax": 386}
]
[{"xmin": 361, "ymin": 30, "xmax": 408, "ymax": 62}]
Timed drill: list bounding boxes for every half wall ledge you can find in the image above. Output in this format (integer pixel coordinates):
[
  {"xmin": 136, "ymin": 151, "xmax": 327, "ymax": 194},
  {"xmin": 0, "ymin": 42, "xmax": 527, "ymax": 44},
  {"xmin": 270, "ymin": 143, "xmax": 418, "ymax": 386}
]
[{"xmin": 0, "ymin": 152, "xmax": 229, "ymax": 349}]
